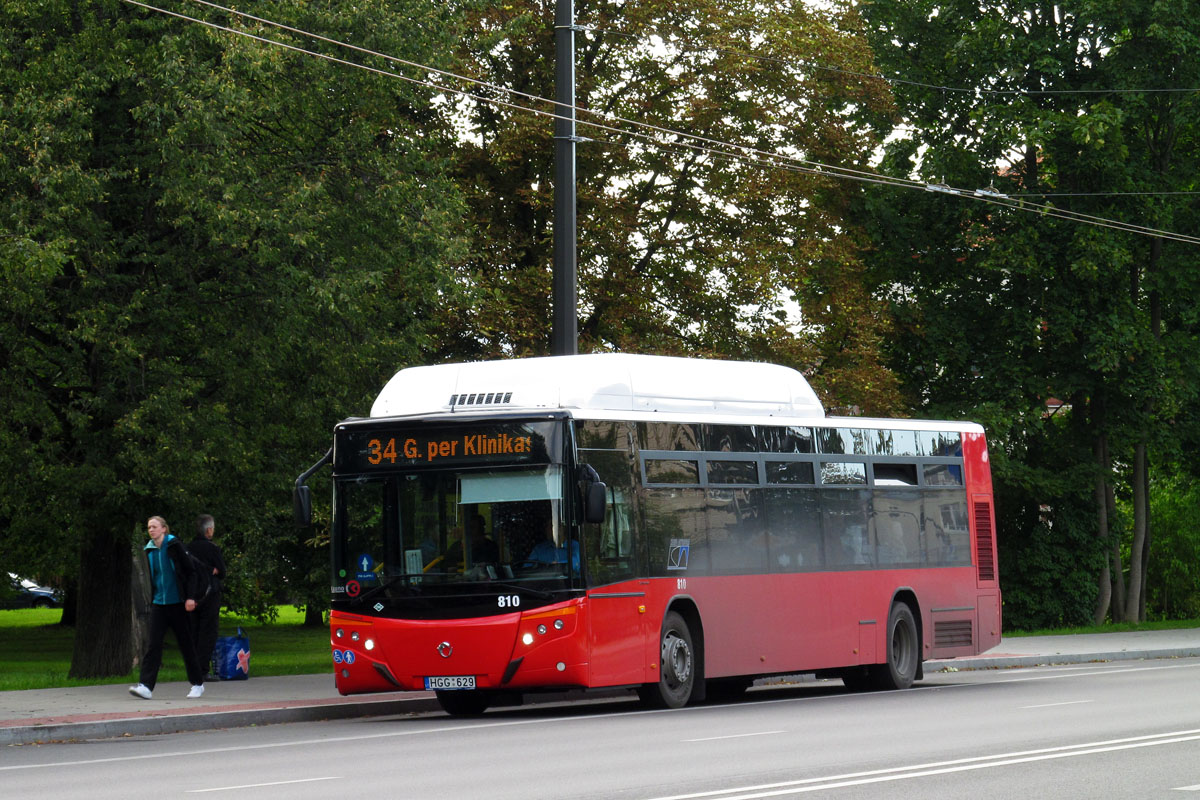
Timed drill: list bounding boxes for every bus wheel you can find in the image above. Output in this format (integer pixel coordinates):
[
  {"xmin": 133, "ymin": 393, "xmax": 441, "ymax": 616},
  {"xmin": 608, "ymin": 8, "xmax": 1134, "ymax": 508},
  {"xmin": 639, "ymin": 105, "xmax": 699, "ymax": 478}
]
[
  {"xmin": 872, "ymin": 603, "xmax": 919, "ymax": 690},
  {"xmin": 638, "ymin": 611, "xmax": 695, "ymax": 709},
  {"xmin": 435, "ymin": 689, "xmax": 491, "ymax": 716}
]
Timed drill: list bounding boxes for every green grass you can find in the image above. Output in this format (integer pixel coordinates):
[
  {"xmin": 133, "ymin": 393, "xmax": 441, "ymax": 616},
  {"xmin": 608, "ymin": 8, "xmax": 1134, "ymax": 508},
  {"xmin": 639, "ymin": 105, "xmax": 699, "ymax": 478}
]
[
  {"xmin": 1005, "ymin": 618, "xmax": 1200, "ymax": 637},
  {"xmin": 0, "ymin": 606, "xmax": 331, "ymax": 691}
]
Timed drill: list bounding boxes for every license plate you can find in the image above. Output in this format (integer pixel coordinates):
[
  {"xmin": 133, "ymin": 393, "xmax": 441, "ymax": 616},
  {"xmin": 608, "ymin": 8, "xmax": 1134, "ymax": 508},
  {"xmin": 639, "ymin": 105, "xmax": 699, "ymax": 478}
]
[{"xmin": 424, "ymin": 675, "xmax": 476, "ymax": 690}]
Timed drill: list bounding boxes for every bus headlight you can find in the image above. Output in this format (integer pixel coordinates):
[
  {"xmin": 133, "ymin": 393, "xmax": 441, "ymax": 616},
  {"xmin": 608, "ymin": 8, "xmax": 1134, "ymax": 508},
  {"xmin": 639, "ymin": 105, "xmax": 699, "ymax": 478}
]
[
  {"xmin": 522, "ymin": 633, "xmax": 534, "ymax": 645},
  {"xmin": 364, "ymin": 639, "xmax": 375, "ymax": 651}
]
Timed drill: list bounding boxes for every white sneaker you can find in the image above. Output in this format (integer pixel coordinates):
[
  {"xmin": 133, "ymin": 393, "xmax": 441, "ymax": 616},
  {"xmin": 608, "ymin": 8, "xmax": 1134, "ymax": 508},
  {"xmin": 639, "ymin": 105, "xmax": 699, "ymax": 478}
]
[
  {"xmin": 129, "ymin": 684, "xmax": 152, "ymax": 700},
  {"xmin": 186, "ymin": 684, "xmax": 205, "ymax": 699}
]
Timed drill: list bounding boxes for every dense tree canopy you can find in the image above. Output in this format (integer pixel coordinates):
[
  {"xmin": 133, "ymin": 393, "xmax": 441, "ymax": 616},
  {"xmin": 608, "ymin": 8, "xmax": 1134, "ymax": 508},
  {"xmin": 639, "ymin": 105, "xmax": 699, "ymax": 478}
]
[
  {"xmin": 0, "ymin": 0, "xmax": 471, "ymax": 674},
  {"xmin": 859, "ymin": 0, "xmax": 1200, "ymax": 624},
  {"xmin": 3, "ymin": 0, "xmax": 1199, "ymax": 681},
  {"xmin": 453, "ymin": 0, "xmax": 904, "ymax": 413}
]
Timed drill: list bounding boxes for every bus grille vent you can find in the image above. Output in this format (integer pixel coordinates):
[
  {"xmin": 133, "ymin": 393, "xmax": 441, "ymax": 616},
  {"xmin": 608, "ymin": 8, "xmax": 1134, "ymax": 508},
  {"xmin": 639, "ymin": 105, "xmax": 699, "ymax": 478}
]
[
  {"xmin": 973, "ymin": 501, "xmax": 996, "ymax": 582},
  {"xmin": 449, "ymin": 391, "xmax": 514, "ymax": 408},
  {"xmin": 934, "ymin": 619, "xmax": 974, "ymax": 648}
]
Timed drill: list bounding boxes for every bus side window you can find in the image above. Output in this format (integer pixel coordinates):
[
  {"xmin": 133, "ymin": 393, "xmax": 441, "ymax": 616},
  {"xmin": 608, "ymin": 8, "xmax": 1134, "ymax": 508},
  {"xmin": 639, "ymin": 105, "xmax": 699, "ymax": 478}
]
[
  {"xmin": 822, "ymin": 488, "xmax": 872, "ymax": 568},
  {"xmin": 579, "ymin": 445, "xmax": 639, "ymax": 583},
  {"xmin": 765, "ymin": 489, "xmax": 822, "ymax": 572}
]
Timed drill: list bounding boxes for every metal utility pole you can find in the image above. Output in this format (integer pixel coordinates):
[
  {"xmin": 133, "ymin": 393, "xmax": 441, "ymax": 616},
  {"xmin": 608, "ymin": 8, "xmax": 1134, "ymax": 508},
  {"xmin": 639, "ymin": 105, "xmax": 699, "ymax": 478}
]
[{"xmin": 551, "ymin": 0, "xmax": 577, "ymax": 356}]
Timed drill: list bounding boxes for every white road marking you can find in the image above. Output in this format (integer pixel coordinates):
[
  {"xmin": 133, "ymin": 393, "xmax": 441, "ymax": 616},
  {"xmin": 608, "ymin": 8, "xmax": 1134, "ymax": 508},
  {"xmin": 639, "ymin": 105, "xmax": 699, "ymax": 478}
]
[
  {"xmin": 685, "ymin": 730, "xmax": 785, "ymax": 742},
  {"xmin": 1021, "ymin": 700, "xmax": 1094, "ymax": 709},
  {"xmin": 3, "ymin": 660, "xmax": 1198, "ymax": 774},
  {"xmin": 1173, "ymin": 784, "xmax": 1200, "ymax": 792},
  {"xmin": 639, "ymin": 729, "xmax": 1200, "ymax": 800},
  {"xmin": 187, "ymin": 776, "xmax": 339, "ymax": 793}
]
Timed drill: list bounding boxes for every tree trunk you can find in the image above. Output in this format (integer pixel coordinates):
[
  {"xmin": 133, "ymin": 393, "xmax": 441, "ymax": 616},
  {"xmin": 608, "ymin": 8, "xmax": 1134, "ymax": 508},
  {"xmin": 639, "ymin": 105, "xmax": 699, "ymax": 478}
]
[
  {"xmin": 303, "ymin": 604, "xmax": 325, "ymax": 627},
  {"xmin": 1092, "ymin": 433, "xmax": 1112, "ymax": 624},
  {"xmin": 1124, "ymin": 442, "xmax": 1148, "ymax": 623},
  {"xmin": 1111, "ymin": 534, "xmax": 1126, "ymax": 622},
  {"xmin": 131, "ymin": 545, "xmax": 152, "ymax": 666},
  {"xmin": 68, "ymin": 522, "xmax": 134, "ymax": 679},
  {"xmin": 1139, "ymin": 453, "xmax": 1152, "ymax": 620},
  {"xmin": 58, "ymin": 581, "xmax": 78, "ymax": 627}
]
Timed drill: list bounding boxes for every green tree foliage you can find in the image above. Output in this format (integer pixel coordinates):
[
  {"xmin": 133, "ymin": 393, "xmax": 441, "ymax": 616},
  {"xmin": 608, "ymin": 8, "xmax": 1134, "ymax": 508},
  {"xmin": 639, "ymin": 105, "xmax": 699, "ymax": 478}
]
[
  {"xmin": 860, "ymin": 0, "xmax": 1200, "ymax": 624},
  {"xmin": 453, "ymin": 0, "xmax": 904, "ymax": 414},
  {"xmin": 0, "ymin": 0, "xmax": 469, "ymax": 675},
  {"xmin": 1146, "ymin": 473, "xmax": 1200, "ymax": 619}
]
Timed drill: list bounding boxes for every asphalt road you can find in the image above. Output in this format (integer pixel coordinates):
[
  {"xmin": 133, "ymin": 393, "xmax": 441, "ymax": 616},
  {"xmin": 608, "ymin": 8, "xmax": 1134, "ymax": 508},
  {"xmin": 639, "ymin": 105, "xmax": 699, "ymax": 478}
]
[{"xmin": 4, "ymin": 658, "xmax": 1200, "ymax": 799}]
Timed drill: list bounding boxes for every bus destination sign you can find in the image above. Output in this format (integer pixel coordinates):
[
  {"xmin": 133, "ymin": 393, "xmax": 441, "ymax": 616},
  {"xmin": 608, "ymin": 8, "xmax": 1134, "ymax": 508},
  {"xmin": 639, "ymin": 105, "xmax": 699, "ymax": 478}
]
[{"xmin": 335, "ymin": 420, "xmax": 558, "ymax": 473}]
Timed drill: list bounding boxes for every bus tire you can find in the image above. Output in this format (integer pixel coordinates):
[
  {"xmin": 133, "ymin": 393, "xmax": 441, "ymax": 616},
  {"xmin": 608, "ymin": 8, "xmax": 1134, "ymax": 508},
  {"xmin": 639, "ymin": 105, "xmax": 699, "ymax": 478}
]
[
  {"xmin": 871, "ymin": 603, "xmax": 919, "ymax": 690},
  {"xmin": 638, "ymin": 611, "xmax": 695, "ymax": 709},
  {"xmin": 435, "ymin": 689, "xmax": 491, "ymax": 716}
]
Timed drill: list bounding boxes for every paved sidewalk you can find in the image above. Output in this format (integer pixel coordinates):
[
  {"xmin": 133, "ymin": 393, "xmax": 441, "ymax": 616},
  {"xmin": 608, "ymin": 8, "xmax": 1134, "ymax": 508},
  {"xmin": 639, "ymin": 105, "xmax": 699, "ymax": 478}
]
[{"xmin": 3, "ymin": 629, "xmax": 1198, "ymax": 746}]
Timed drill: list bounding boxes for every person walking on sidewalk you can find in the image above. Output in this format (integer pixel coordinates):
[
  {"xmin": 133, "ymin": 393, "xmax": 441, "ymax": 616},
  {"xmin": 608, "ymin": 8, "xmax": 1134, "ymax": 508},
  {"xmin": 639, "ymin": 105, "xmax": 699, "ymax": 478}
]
[
  {"xmin": 130, "ymin": 516, "xmax": 206, "ymax": 700},
  {"xmin": 188, "ymin": 513, "xmax": 226, "ymax": 681}
]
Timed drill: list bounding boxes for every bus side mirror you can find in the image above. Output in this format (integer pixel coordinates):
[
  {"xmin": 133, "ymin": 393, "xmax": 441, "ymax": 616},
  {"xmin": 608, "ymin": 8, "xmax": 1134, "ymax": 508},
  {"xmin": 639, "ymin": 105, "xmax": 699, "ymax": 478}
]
[
  {"xmin": 584, "ymin": 481, "xmax": 607, "ymax": 525},
  {"xmin": 294, "ymin": 485, "xmax": 313, "ymax": 527},
  {"xmin": 293, "ymin": 448, "xmax": 331, "ymax": 528}
]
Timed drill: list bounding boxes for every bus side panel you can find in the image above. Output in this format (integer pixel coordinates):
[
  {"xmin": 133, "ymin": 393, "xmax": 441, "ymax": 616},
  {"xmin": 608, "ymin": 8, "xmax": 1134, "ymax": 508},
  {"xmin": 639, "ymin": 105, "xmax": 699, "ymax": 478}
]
[
  {"xmin": 638, "ymin": 568, "xmax": 987, "ymax": 680},
  {"xmin": 586, "ymin": 580, "xmax": 651, "ymax": 687}
]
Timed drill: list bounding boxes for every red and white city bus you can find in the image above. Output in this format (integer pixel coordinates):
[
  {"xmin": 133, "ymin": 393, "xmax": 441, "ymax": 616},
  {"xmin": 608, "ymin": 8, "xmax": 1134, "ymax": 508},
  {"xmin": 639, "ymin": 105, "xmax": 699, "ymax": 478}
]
[{"xmin": 294, "ymin": 354, "xmax": 1001, "ymax": 715}]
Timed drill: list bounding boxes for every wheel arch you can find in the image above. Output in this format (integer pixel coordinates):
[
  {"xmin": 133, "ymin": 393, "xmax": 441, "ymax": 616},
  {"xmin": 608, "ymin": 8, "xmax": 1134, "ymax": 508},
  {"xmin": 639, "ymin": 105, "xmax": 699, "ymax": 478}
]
[
  {"xmin": 890, "ymin": 587, "xmax": 924, "ymax": 667},
  {"xmin": 665, "ymin": 596, "xmax": 705, "ymax": 702}
]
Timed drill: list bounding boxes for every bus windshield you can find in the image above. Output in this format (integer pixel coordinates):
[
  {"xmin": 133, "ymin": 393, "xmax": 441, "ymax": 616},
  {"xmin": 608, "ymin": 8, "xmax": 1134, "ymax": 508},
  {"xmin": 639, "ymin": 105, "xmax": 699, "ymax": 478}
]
[{"xmin": 334, "ymin": 464, "xmax": 575, "ymax": 595}]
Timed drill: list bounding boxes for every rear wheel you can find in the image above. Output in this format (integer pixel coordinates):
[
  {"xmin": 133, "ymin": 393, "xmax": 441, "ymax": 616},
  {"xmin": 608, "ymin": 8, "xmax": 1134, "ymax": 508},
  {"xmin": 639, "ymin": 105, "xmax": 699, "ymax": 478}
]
[
  {"xmin": 871, "ymin": 603, "xmax": 920, "ymax": 690},
  {"xmin": 638, "ymin": 611, "xmax": 695, "ymax": 709},
  {"xmin": 435, "ymin": 689, "xmax": 491, "ymax": 716}
]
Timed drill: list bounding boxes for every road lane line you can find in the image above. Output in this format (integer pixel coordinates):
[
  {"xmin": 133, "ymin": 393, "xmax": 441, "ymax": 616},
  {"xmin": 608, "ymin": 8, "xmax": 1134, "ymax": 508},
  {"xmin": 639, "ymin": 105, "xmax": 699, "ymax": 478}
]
[
  {"xmin": 4, "ymin": 661, "xmax": 1199, "ymax": 773},
  {"xmin": 638, "ymin": 729, "xmax": 1200, "ymax": 800},
  {"xmin": 187, "ymin": 776, "xmax": 339, "ymax": 793},
  {"xmin": 1021, "ymin": 700, "xmax": 1094, "ymax": 709},
  {"xmin": 684, "ymin": 731, "xmax": 785, "ymax": 742},
  {"xmin": 1173, "ymin": 784, "xmax": 1200, "ymax": 792}
]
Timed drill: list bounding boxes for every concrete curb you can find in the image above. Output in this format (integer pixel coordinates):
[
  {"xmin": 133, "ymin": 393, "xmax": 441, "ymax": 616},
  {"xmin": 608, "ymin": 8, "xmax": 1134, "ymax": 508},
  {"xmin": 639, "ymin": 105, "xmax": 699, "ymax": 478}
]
[
  {"xmin": 1, "ymin": 696, "xmax": 440, "ymax": 746},
  {"xmin": 925, "ymin": 647, "xmax": 1200, "ymax": 672}
]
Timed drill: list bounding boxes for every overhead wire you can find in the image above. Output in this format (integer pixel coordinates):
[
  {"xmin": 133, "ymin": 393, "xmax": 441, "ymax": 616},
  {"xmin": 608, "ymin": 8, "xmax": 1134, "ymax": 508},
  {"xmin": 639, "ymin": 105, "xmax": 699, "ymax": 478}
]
[
  {"xmin": 139, "ymin": 0, "xmax": 924, "ymax": 191},
  {"xmin": 122, "ymin": 0, "xmax": 1200, "ymax": 246},
  {"xmin": 578, "ymin": 23, "xmax": 1200, "ymax": 96}
]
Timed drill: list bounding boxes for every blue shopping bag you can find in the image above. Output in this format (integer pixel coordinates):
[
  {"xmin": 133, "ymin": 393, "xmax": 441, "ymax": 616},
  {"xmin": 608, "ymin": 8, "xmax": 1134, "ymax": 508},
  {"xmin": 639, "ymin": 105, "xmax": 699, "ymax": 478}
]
[{"xmin": 213, "ymin": 627, "xmax": 250, "ymax": 680}]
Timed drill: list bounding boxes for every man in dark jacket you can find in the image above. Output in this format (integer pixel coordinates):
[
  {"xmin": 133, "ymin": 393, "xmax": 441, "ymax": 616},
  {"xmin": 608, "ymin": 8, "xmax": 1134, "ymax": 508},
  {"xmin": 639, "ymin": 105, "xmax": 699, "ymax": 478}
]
[
  {"xmin": 130, "ymin": 516, "xmax": 206, "ymax": 699},
  {"xmin": 188, "ymin": 513, "xmax": 226, "ymax": 680}
]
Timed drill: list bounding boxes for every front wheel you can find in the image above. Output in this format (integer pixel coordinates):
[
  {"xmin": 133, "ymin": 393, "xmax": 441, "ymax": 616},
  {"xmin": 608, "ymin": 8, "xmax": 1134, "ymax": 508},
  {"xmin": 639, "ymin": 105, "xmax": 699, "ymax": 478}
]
[
  {"xmin": 637, "ymin": 611, "xmax": 696, "ymax": 709},
  {"xmin": 435, "ymin": 689, "xmax": 491, "ymax": 716},
  {"xmin": 871, "ymin": 603, "xmax": 920, "ymax": 690}
]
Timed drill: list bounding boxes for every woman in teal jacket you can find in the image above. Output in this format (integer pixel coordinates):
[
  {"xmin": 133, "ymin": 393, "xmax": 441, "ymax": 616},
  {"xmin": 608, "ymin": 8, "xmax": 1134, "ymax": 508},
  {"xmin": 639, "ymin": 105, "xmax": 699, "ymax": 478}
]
[{"xmin": 129, "ymin": 516, "xmax": 206, "ymax": 699}]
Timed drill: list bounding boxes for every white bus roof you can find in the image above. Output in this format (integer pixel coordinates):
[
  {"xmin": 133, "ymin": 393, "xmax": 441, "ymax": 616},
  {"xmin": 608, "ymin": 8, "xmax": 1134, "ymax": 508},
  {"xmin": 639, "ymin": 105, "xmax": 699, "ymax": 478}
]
[
  {"xmin": 369, "ymin": 354, "xmax": 982, "ymax": 433},
  {"xmin": 371, "ymin": 353, "xmax": 824, "ymax": 418}
]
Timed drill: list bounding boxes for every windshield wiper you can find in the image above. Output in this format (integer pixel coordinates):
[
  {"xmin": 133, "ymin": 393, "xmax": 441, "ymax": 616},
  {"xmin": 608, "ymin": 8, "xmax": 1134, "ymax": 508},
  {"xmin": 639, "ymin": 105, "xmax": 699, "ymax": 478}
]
[{"xmin": 352, "ymin": 576, "xmax": 419, "ymax": 605}]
